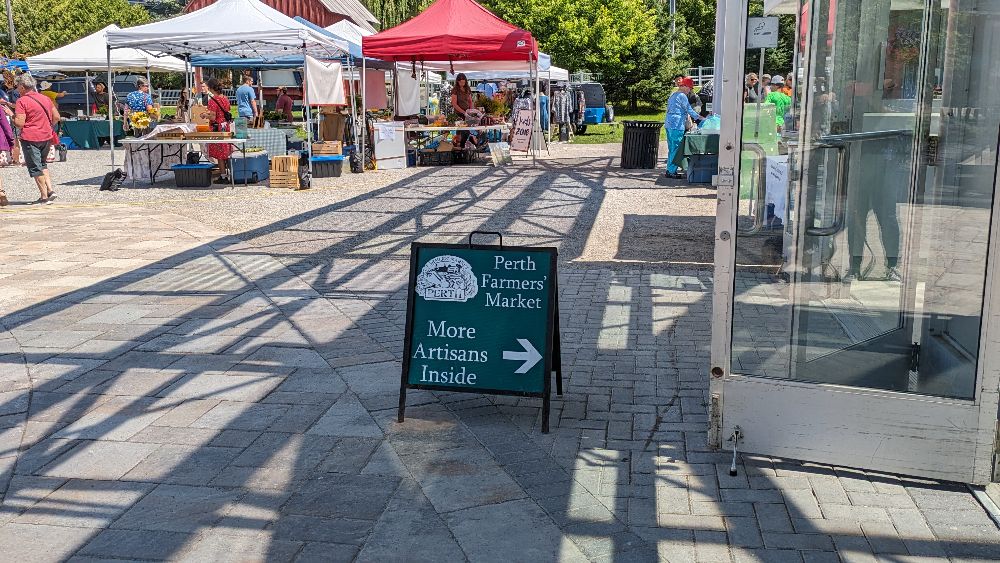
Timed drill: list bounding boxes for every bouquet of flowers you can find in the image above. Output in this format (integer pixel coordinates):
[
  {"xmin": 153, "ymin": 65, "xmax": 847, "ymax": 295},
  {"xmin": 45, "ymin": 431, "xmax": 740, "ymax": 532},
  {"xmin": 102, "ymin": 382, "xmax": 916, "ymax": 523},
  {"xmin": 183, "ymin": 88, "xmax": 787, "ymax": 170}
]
[{"xmin": 130, "ymin": 111, "xmax": 151, "ymax": 130}]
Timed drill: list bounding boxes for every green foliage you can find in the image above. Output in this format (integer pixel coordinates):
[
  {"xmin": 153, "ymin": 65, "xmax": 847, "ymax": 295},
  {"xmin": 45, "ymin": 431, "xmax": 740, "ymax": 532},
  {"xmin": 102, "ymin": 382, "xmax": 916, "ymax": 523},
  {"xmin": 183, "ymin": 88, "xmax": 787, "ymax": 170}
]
[
  {"xmin": 357, "ymin": 0, "xmax": 800, "ymax": 108},
  {"xmin": 365, "ymin": 0, "xmax": 432, "ymax": 30},
  {"xmin": 745, "ymin": 1, "xmax": 796, "ymax": 77},
  {"xmin": 476, "ymin": 94, "xmax": 508, "ymax": 117},
  {"xmin": 143, "ymin": 0, "xmax": 185, "ymax": 20},
  {"xmin": 484, "ymin": 0, "xmax": 657, "ymax": 106},
  {"xmin": 1, "ymin": 0, "xmax": 150, "ymax": 56}
]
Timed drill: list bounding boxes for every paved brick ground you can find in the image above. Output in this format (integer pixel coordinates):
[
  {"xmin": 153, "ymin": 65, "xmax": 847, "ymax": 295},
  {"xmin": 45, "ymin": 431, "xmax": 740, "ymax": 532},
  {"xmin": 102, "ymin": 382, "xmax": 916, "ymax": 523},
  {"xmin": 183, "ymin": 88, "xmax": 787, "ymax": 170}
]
[{"xmin": 0, "ymin": 157, "xmax": 998, "ymax": 561}]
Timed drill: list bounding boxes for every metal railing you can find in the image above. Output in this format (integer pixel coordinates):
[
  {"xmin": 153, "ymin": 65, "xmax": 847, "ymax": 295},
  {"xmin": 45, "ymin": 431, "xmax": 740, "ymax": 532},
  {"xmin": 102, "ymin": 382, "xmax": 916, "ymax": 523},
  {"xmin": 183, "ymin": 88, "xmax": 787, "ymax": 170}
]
[
  {"xmin": 687, "ymin": 66, "xmax": 714, "ymax": 87},
  {"xmin": 156, "ymin": 88, "xmax": 237, "ymax": 108}
]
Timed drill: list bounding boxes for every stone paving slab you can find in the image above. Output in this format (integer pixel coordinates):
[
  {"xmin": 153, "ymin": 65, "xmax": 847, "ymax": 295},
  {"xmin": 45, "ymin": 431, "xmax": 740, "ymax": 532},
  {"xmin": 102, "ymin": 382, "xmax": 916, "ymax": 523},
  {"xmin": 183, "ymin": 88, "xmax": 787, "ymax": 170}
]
[{"xmin": 0, "ymin": 158, "xmax": 997, "ymax": 562}]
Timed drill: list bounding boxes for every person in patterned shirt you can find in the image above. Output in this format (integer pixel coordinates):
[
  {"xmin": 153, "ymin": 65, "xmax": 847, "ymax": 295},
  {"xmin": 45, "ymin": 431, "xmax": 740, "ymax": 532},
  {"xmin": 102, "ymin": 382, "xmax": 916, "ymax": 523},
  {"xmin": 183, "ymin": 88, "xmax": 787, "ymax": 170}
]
[{"xmin": 126, "ymin": 78, "xmax": 154, "ymax": 113}]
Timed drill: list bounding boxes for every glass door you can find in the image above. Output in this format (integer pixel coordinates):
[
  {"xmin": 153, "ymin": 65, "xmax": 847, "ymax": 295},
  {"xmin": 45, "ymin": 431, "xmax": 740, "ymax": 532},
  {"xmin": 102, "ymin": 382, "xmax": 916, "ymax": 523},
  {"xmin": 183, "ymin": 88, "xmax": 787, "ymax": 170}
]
[{"xmin": 713, "ymin": 0, "xmax": 1000, "ymax": 483}]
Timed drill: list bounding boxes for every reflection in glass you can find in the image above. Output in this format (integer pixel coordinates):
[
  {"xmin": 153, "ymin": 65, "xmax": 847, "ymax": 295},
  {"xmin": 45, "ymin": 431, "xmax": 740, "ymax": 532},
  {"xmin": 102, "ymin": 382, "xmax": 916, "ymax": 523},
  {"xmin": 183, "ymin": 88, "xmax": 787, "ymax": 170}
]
[{"xmin": 731, "ymin": 0, "xmax": 999, "ymax": 400}]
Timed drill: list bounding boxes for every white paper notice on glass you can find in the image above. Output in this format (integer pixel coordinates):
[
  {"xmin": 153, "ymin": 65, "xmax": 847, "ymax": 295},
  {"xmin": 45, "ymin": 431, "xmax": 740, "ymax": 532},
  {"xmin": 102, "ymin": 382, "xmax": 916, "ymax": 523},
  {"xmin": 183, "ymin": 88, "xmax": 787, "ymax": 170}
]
[
  {"xmin": 510, "ymin": 109, "xmax": 534, "ymax": 152},
  {"xmin": 765, "ymin": 154, "xmax": 788, "ymax": 228},
  {"xmin": 747, "ymin": 17, "xmax": 779, "ymax": 49}
]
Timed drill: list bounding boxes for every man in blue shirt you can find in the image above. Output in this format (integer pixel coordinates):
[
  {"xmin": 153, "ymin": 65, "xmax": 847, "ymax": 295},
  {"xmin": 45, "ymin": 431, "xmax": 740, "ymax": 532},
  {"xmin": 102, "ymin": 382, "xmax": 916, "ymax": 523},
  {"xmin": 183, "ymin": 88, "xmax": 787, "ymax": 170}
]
[
  {"xmin": 664, "ymin": 76, "xmax": 703, "ymax": 178},
  {"xmin": 235, "ymin": 75, "xmax": 258, "ymax": 121}
]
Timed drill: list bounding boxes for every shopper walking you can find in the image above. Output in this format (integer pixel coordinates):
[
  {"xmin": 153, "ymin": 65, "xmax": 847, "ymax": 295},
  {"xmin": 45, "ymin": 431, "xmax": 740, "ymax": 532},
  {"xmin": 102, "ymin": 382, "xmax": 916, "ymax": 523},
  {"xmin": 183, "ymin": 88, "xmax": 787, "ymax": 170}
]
[
  {"xmin": 664, "ymin": 77, "xmax": 703, "ymax": 179},
  {"xmin": 13, "ymin": 74, "xmax": 59, "ymax": 204},
  {"xmin": 235, "ymin": 75, "xmax": 258, "ymax": 123}
]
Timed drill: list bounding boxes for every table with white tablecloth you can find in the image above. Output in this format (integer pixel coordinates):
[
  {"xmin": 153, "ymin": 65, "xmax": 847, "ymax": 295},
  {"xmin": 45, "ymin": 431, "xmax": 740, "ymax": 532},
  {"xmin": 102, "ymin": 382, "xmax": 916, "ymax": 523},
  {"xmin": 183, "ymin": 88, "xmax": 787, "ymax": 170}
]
[
  {"xmin": 123, "ymin": 124, "xmax": 196, "ymax": 184},
  {"xmin": 121, "ymin": 123, "xmax": 248, "ymax": 187}
]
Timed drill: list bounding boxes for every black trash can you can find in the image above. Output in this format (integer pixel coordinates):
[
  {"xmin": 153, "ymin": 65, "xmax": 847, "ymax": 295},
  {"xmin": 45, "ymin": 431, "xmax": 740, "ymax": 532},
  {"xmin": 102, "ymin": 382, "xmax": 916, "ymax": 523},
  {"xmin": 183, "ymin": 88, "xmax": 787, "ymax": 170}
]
[{"xmin": 620, "ymin": 120, "xmax": 663, "ymax": 169}]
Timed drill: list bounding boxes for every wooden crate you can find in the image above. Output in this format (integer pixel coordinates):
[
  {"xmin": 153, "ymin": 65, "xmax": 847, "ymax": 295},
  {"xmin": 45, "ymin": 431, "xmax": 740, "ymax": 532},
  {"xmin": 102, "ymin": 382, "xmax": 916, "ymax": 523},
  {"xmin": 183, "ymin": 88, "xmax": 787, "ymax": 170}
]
[
  {"xmin": 270, "ymin": 155, "xmax": 298, "ymax": 173},
  {"xmin": 269, "ymin": 155, "xmax": 300, "ymax": 189},
  {"xmin": 312, "ymin": 141, "xmax": 342, "ymax": 155},
  {"xmin": 269, "ymin": 172, "xmax": 300, "ymax": 189}
]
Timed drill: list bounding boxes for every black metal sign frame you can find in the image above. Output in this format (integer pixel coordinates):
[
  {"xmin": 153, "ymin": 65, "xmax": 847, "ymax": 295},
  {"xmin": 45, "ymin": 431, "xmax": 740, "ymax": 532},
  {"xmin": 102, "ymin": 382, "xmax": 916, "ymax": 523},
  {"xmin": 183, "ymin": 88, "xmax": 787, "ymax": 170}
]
[{"xmin": 397, "ymin": 236, "xmax": 563, "ymax": 433}]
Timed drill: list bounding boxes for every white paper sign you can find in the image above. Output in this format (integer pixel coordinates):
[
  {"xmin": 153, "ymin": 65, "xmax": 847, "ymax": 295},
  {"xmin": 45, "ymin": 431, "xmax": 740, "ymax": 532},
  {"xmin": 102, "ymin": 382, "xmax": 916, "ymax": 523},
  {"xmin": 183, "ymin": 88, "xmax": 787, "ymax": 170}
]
[
  {"xmin": 765, "ymin": 155, "xmax": 788, "ymax": 230},
  {"xmin": 747, "ymin": 17, "xmax": 779, "ymax": 49},
  {"xmin": 510, "ymin": 109, "xmax": 534, "ymax": 152},
  {"xmin": 488, "ymin": 142, "xmax": 513, "ymax": 166}
]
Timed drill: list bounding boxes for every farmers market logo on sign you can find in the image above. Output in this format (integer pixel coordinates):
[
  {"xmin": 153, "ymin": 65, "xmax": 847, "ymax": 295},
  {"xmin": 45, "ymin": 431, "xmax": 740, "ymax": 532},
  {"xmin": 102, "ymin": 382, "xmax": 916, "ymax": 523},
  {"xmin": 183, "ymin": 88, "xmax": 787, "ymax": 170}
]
[{"xmin": 415, "ymin": 256, "xmax": 478, "ymax": 302}]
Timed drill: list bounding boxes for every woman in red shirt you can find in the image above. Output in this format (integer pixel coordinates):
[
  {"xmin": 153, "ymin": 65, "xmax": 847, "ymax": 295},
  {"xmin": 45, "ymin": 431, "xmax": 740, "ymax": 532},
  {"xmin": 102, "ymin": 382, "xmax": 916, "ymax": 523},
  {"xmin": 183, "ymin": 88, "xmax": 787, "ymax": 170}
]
[
  {"xmin": 13, "ymin": 74, "xmax": 59, "ymax": 204},
  {"xmin": 203, "ymin": 78, "xmax": 233, "ymax": 183}
]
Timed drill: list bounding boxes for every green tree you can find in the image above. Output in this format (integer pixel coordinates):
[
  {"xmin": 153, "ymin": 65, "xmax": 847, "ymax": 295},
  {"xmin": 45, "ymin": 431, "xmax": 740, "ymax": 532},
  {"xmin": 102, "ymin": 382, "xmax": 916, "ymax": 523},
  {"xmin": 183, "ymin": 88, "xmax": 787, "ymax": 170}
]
[
  {"xmin": 744, "ymin": 1, "xmax": 796, "ymax": 77},
  {"xmin": 365, "ymin": 0, "xmax": 431, "ymax": 30},
  {"xmin": 143, "ymin": 0, "xmax": 186, "ymax": 20},
  {"xmin": 485, "ymin": 0, "xmax": 658, "ymax": 105},
  {"xmin": 1, "ymin": 0, "xmax": 150, "ymax": 56}
]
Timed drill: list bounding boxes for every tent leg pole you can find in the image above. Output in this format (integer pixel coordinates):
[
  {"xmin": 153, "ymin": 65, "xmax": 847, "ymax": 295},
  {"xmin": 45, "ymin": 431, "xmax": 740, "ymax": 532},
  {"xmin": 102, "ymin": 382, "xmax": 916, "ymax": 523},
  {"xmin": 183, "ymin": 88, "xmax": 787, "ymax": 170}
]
[
  {"xmin": 546, "ymin": 73, "xmax": 551, "ymax": 144},
  {"xmin": 531, "ymin": 54, "xmax": 536, "ymax": 166},
  {"xmin": 360, "ymin": 56, "xmax": 366, "ymax": 174},
  {"xmin": 146, "ymin": 67, "xmax": 152, "ymax": 103},
  {"xmin": 347, "ymin": 56, "xmax": 359, "ymax": 151},
  {"xmin": 85, "ymin": 72, "xmax": 90, "ymax": 117},
  {"xmin": 185, "ymin": 56, "xmax": 191, "ymax": 121},
  {"xmin": 107, "ymin": 47, "xmax": 114, "ymax": 169},
  {"xmin": 303, "ymin": 44, "xmax": 313, "ymax": 182}
]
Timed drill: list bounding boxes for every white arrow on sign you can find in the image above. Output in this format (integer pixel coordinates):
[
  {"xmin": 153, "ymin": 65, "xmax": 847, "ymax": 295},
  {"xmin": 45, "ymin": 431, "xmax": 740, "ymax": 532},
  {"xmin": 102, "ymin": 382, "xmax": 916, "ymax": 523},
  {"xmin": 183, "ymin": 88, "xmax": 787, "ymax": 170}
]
[{"xmin": 502, "ymin": 339, "xmax": 542, "ymax": 374}]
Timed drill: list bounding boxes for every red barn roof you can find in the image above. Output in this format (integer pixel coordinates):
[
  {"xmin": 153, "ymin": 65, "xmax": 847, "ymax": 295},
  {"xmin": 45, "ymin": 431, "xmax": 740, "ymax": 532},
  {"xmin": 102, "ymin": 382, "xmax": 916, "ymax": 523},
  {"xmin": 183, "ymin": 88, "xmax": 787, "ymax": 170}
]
[{"xmin": 183, "ymin": 0, "xmax": 377, "ymax": 30}]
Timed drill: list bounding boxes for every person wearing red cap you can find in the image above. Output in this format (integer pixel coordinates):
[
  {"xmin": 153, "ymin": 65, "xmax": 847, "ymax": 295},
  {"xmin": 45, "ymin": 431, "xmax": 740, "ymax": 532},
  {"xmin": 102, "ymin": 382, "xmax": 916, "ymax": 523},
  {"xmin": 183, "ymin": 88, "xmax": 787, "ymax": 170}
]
[{"xmin": 664, "ymin": 76, "xmax": 703, "ymax": 178}]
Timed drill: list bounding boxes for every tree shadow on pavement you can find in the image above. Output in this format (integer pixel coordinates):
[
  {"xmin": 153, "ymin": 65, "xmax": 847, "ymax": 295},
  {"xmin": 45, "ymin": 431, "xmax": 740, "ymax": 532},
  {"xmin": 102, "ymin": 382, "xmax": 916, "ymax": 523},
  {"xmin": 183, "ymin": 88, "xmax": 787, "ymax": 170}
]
[{"xmin": 0, "ymin": 157, "xmax": 997, "ymax": 561}]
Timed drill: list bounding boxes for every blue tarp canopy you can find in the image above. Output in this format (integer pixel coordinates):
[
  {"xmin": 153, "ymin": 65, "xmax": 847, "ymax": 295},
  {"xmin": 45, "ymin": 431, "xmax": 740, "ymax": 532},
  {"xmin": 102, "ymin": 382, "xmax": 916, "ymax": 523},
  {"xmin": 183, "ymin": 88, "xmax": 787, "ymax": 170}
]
[
  {"xmin": 1, "ymin": 59, "xmax": 28, "ymax": 71},
  {"xmin": 190, "ymin": 54, "xmax": 308, "ymax": 69}
]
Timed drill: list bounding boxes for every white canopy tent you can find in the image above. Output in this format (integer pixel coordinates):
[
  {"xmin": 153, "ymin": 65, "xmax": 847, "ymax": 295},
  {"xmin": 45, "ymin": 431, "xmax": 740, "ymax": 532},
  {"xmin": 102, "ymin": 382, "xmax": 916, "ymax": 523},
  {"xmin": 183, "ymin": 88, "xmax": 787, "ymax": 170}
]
[
  {"xmin": 28, "ymin": 25, "xmax": 186, "ymax": 73},
  {"xmin": 451, "ymin": 65, "xmax": 569, "ymax": 82},
  {"xmin": 325, "ymin": 20, "xmax": 371, "ymax": 58},
  {"xmin": 107, "ymin": 0, "xmax": 349, "ymax": 58},
  {"xmin": 28, "ymin": 24, "xmax": 187, "ymax": 114},
  {"xmin": 106, "ymin": 0, "xmax": 351, "ymax": 179}
]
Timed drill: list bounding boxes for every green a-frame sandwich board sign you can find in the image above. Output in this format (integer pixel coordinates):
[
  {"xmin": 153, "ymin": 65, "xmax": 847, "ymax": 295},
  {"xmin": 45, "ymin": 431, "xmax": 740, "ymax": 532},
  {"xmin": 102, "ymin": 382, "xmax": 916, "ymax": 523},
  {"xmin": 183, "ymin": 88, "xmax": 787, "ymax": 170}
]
[{"xmin": 398, "ymin": 234, "xmax": 562, "ymax": 432}]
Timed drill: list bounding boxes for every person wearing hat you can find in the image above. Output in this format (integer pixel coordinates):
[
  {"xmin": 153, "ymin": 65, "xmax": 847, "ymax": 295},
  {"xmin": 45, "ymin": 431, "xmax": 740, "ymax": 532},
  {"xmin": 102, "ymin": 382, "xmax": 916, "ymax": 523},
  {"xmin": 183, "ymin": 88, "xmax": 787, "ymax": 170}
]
[
  {"xmin": 764, "ymin": 75, "xmax": 792, "ymax": 131},
  {"xmin": 92, "ymin": 81, "xmax": 110, "ymax": 113},
  {"xmin": 39, "ymin": 81, "xmax": 66, "ymax": 106},
  {"xmin": 664, "ymin": 76, "xmax": 703, "ymax": 179}
]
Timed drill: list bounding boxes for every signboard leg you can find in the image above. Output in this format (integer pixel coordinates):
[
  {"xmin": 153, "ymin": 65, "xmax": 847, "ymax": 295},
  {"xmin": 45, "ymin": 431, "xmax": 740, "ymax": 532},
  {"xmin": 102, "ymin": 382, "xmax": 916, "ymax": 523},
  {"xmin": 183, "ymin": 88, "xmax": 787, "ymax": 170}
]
[
  {"xmin": 553, "ymin": 279, "xmax": 563, "ymax": 396},
  {"xmin": 397, "ymin": 381, "xmax": 407, "ymax": 423},
  {"xmin": 542, "ymin": 392, "xmax": 550, "ymax": 433}
]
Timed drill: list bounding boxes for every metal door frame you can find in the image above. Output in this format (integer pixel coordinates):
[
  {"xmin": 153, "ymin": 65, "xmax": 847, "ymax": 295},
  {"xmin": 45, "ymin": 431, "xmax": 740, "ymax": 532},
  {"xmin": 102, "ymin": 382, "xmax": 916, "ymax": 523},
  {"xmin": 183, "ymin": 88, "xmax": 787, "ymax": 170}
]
[{"xmin": 709, "ymin": 0, "xmax": 1000, "ymax": 484}]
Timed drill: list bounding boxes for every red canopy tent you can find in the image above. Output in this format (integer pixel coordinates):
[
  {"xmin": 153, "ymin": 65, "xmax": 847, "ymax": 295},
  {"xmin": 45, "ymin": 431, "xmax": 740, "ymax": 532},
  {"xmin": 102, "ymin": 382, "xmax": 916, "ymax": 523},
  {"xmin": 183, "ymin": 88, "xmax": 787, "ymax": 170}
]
[
  {"xmin": 360, "ymin": 0, "xmax": 542, "ymax": 164},
  {"xmin": 361, "ymin": 0, "xmax": 537, "ymax": 63}
]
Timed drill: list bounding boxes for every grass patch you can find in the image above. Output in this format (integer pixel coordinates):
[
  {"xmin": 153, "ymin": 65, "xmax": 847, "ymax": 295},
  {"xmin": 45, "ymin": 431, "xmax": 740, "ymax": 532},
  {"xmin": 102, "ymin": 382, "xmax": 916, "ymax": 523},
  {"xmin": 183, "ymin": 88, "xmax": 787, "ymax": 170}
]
[{"xmin": 570, "ymin": 108, "xmax": 665, "ymax": 145}]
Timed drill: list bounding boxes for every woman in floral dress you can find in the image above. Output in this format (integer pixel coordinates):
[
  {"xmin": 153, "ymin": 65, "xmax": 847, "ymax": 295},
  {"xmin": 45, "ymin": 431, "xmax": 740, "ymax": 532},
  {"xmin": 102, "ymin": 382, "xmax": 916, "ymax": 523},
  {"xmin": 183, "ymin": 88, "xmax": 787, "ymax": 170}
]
[{"xmin": 203, "ymin": 78, "xmax": 233, "ymax": 183}]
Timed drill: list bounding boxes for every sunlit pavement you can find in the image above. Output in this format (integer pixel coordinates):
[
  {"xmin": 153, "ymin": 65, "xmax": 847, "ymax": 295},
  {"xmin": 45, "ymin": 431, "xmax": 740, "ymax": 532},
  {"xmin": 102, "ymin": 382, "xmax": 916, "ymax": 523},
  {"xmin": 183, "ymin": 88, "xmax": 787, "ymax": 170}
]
[{"xmin": 0, "ymin": 152, "xmax": 997, "ymax": 561}]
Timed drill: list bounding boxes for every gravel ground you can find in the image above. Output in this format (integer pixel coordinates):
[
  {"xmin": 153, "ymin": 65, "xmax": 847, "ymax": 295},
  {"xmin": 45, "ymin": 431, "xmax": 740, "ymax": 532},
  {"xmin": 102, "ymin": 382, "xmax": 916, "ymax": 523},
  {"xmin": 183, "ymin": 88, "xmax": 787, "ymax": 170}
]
[{"xmin": 0, "ymin": 141, "xmax": 714, "ymax": 266}]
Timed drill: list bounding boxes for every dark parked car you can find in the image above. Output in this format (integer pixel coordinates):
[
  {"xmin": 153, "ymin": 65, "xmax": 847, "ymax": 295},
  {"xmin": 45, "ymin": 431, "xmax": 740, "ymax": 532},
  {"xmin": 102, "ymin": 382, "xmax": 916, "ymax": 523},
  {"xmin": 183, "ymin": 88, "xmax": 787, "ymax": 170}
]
[
  {"xmin": 47, "ymin": 75, "xmax": 142, "ymax": 116},
  {"xmin": 569, "ymin": 82, "xmax": 613, "ymax": 134}
]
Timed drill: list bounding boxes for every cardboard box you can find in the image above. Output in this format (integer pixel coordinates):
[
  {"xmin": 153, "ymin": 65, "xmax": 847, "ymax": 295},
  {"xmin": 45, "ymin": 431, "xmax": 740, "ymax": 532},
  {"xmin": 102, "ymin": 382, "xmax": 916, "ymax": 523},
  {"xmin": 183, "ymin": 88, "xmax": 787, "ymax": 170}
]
[
  {"xmin": 190, "ymin": 104, "xmax": 210, "ymax": 125},
  {"xmin": 320, "ymin": 113, "xmax": 347, "ymax": 142}
]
